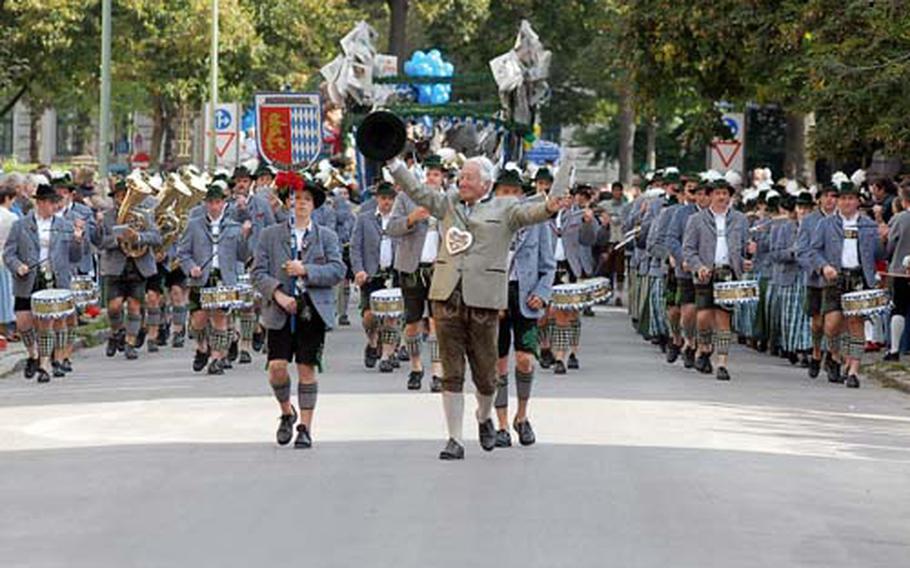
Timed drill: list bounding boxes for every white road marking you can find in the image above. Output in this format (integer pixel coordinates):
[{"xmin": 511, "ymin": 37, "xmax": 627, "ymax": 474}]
[{"xmin": 1, "ymin": 394, "xmax": 909, "ymax": 461}]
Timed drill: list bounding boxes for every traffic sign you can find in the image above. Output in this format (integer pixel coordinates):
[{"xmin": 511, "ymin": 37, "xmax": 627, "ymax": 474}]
[
  {"xmin": 204, "ymin": 102, "xmax": 241, "ymax": 168},
  {"xmin": 526, "ymin": 140, "xmax": 561, "ymax": 165},
  {"xmin": 708, "ymin": 112, "xmax": 745, "ymax": 174}
]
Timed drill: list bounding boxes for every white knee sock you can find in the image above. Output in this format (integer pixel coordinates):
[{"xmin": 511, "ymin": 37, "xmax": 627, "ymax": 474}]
[
  {"xmin": 442, "ymin": 392, "xmax": 464, "ymax": 444},
  {"xmin": 475, "ymin": 393, "xmax": 493, "ymax": 423},
  {"xmin": 890, "ymin": 315, "xmax": 905, "ymax": 354}
]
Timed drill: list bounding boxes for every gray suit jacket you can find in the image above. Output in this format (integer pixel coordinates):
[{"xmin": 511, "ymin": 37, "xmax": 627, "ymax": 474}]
[
  {"xmin": 810, "ymin": 213, "xmax": 882, "ymax": 287},
  {"xmin": 251, "ymin": 222, "xmax": 345, "ymax": 330},
  {"xmin": 92, "ymin": 207, "xmax": 161, "ymax": 278},
  {"xmin": 333, "ymin": 197, "xmax": 356, "ymax": 245},
  {"xmin": 3, "ymin": 212, "xmax": 82, "ymax": 297},
  {"xmin": 886, "ymin": 210, "xmax": 910, "ymax": 273},
  {"xmin": 389, "ymin": 161, "xmax": 554, "ymax": 310},
  {"xmin": 769, "ymin": 218, "xmax": 800, "ymax": 286},
  {"xmin": 682, "ymin": 207, "xmax": 750, "ymax": 279},
  {"xmin": 386, "ymin": 191, "xmax": 437, "ymax": 273},
  {"xmin": 229, "ymin": 193, "xmax": 277, "ymax": 255},
  {"xmin": 667, "ymin": 203, "xmax": 698, "ymax": 278},
  {"xmin": 177, "ymin": 214, "xmax": 250, "ymax": 287},
  {"xmin": 351, "ymin": 210, "xmax": 396, "ymax": 277},
  {"xmin": 797, "ymin": 210, "xmax": 825, "ymax": 288},
  {"xmin": 60, "ymin": 202, "xmax": 96, "ymax": 275},
  {"xmin": 549, "ymin": 206, "xmax": 597, "ymax": 278},
  {"xmin": 510, "ymin": 222, "xmax": 556, "ymax": 319}
]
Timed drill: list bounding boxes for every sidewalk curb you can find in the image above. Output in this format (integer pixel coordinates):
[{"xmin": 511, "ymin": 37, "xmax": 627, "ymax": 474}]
[
  {"xmin": 0, "ymin": 328, "xmax": 110, "ymax": 379},
  {"xmin": 866, "ymin": 363, "xmax": 910, "ymax": 395}
]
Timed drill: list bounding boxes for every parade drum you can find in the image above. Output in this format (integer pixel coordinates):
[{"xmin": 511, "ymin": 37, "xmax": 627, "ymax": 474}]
[
  {"xmin": 583, "ymin": 277, "xmax": 613, "ymax": 305},
  {"xmin": 713, "ymin": 280, "xmax": 760, "ymax": 307},
  {"xmin": 238, "ymin": 274, "xmax": 262, "ymax": 302},
  {"xmin": 370, "ymin": 288, "xmax": 404, "ymax": 319},
  {"xmin": 31, "ymin": 289, "xmax": 76, "ymax": 320},
  {"xmin": 71, "ymin": 275, "xmax": 99, "ymax": 309},
  {"xmin": 201, "ymin": 286, "xmax": 243, "ymax": 310},
  {"xmin": 842, "ymin": 289, "xmax": 891, "ymax": 317},
  {"xmin": 552, "ymin": 283, "xmax": 588, "ymax": 311}
]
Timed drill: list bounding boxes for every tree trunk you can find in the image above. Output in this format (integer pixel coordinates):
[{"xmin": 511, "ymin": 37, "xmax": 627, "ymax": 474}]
[
  {"xmin": 162, "ymin": 101, "xmax": 176, "ymax": 168},
  {"xmin": 28, "ymin": 106, "xmax": 41, "ymax": 163},
  {"xmin": 387, "ymin": 0, "xmax": 409, "ymax": 72},
  {"xmin": 149, "ymin": 97, "xmax": 165, "ymax": 169},
  {"xmin": 617, "ymin": 86, "xmax": 635, "ymax": 185},
  {"xmin": 783, "ymin": 111, "xmax": 806, "ymax": 182},
  {"xmin": 645, "ymin": 117, "xmax": 657, "ymax": 171}
]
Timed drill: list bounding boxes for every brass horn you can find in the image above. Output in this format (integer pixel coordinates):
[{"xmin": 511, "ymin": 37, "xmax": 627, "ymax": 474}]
[{"xmin": 355, "ymin": 110, "xmax": 407, "ymax": 162}]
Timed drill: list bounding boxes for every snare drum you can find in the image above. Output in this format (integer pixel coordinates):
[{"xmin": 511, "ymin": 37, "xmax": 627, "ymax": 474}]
[
  {"xmin": 370, "ymin": 288, "xmax": 404, "ymax": 319},
  {"xmin": 238, "ymin": 273, "xmax": 262, "ymax": 303},
  {"xmin": 551, "ymin": 283, "xmax": 588, "ymax": 311},
  {"xmin": 582, "ymin": 277, "xmax": 613, "ymax": 305},
  {"xmin": 71, "ymin": 275, "xmax": 99, "ymax": 309},
  {"xmin": 713, "ymin": 280, "xmax": 760, "ymax": 307},
  {"xmin": 842, "ymin": 289, "xmax": 891, "ymax": 317},
  {"xmin": 31, "ymin": 289, "xmax": 76, "ymax": 320},
  {"xmin": 200, "ymin": 285, "xmax": 243, "ymax": 310}
]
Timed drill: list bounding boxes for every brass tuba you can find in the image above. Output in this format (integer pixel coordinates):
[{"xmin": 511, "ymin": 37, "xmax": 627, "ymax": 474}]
[
  {"xmin": 153, "ymin": 173, "xmax": 194, "ymax": 253},
  {"xmin": 116, "ymin": 171, "xmax": 153, "ymax": 258}
]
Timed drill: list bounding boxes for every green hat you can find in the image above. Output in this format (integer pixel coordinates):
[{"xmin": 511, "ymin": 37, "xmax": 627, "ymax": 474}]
[
  {"xmin": 795, "ymin": 191, "xmax": 814, "ymax": 207},
  {"xmin": 374, "ymin": 181, "xmax": 396, "ymax": 197},
  {"xmin": 495, "ymin": 169, "xmax": 524, "ymax": 190},
  {"xmin": 35, "ymin": 184, "xmax": 62, "ymax": 202},
  {"xmin": 534, "ymin": 167, "xmax": 554, "ymax": 182},
  {"xmin": 205, "ymin": 180, "xmax": 228, "ymax": 201},
  {"xmin": 423, "ymin": 154, "xmax": 445, "ymax": 171},
  {"xmin": 50, "ymin": 175, "xmax": 75, "ymax": 190},
  {"xmin": 254, "ymin": 163, "xmax": 277, "ymax": 179},
  {"xmin": 837, "ymin": 182, "xmax": 860, "ymax": 196}
]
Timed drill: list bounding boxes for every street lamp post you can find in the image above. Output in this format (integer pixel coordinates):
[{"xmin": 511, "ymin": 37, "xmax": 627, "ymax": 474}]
[
  {"xmin": 208, "ymin": 0, "xmax": 219, "ymax": 172},
  {"xmin": 99, "ymin": 0, "xmax": 112, "ymax": 185}
]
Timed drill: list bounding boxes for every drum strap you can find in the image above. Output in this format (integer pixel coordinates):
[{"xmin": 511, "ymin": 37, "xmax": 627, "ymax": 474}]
[{"xmin": 515, "ymin": 369, "xmax": 534, "ymax": 401}]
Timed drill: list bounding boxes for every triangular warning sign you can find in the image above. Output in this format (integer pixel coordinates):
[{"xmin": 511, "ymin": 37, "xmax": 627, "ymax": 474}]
[
  {"xmin": 215, "ymin": 132, "xmax": 236, "ymax": 158},
  {"xmin": 712, "ymin": 141, "xmax": 741, "ymax": 169}
]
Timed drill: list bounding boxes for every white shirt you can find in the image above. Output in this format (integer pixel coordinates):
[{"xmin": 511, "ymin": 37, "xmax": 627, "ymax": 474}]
[
  {"xmin": 378, "ymin": 212, "xmax": 393, "ymax": 269},
  {"xmin": 713, "ymin": 210, "xmax": 729, "ymax": 266},
  {"xmin": 841, "ymin": 214, "xmax": 860, "ymax": 269},
  {"xmin": 292, "ymin": 219, "xmax": 313, "ymax": 253},
  {"xmin": 554, "ymin": 210, "xmax": 566, "ymax": 262},
  {"xmin": 420, "ymin": 217, "xmax": 440, "ymax": 264},
  {"xmin": 208, "ymin": 213, "xmax": 223, "ymax": 270},
  {"xmin": 36, "ymin": 215, "xmax": 53, "ymax": 266}
]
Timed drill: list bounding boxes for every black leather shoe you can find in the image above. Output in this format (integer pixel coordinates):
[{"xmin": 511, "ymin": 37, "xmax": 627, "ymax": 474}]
[
  {"xmin": 407, "ymin": 370, "xmax": 423, "ymax": 390},
  {"xmin": 494, "ymin": 429, "xmax": 512, "ymax": 448},
  {"xmin": 338, "ymin": 315, "xmax": 351, "ymax": 327},
  {"xmin": 391, "ymin": 354, "xmax": 400, "ymax": 368},
  {"xmin": 799, "ymin": 353, "xmax": 810, "ymax": 368},
  {"xmin": 172, "ymin": 331, "xmax": 185, "ymax": 349},
  {"xmin": 60, "ymin": 359, "xmax": 73, "ymax": 373},
  {"xmin": 156, "ymin": 324, "xmax": 169, "ymax": 347},
  {"xmin": 478, "ymin": 419, "xmax": 496, "ymax": 451},
  {"xmin": 397, "ymin": 345, "xmax": 410, "ymax": 362},
  {"xmin": 539, "ymin": 349, "xmax": 554, "ymax": 369},
  {"xmin": 379, "ymin": 359, "xmax": 394, "ymax": 373},
  {"xmin": 788, "ymin": 351, "xmax": 799, "ymax": 365},
  {"xmin": 36, "ymin": 369, "xmax": 51, "ymax": 383},
  {"xmin": 553, "ymin": 360, "xmax": 567, "ymax": 375},
  {"xmin": 808, "ymin": 358, "xmax": 821, "ymax": 379},
  {"xmin": 124, "ymin": 344, "xmax": 138, "ymax": 360},
  {"xmin": 364, "ymin": 345, "xmax": 378, "ymax": 369},
  {"xmin": 227, "ymin": 339, "xmax": 239, "ymax": 362},
  {"xmin": 845, "ymin": 374, "xmax": 860, "ymax": 389},
  {"xmin": 221, "ymin": 357, "xmax": 233, "ymax": 370},
  {"xmin": 207, "ymin": 359, "xmax": 224, "ymax": 375},
  {"xmin": 716, "ymin": 366, "xmax": 730, "ymax": 381},
  {"xmin": 192, "ymin": 350, "xmax": 210, "ymax": 372},
  {"xmin": 567, "ymin": 353, "xmax": 580, "ymax": 370},
  {"xmin": 430, "ymin": 376, "xmax": 442, "ymax": 392},
  {"xmin": 666, "ymin": 343, "xmax": 681, "ymax": 364},
  {"xmin": 116, "ymin": 329, "xmax": 126, "ymax": 352},
  {"xmin": 583, "ymin": 306, "xmax": 595, "ymax": 317},
  {"xmin": 439, "ymin": 438, "xmax": 465, "ymax": 460},
  {"xmin": 252, "ymin": 331, "xmax": 264, "ymax": 352},
  {"xmin": 683, "ymin": 347, "xmax": 696, "ymax": 369},
  {"xmin": 135, "ymin": 328, "xmax": 147, "ymax": 349},
  {"xmin": 513, "ymin": 418, "xmax": 536, "ymax": 446},
  {"xmin": 827, "ymin": 361, "xmax": 843, "ymax": 384},
  {"xmin": 658, "ymin": 335, "xmax": 668, "ymax": 354},
  {"xmin": 52, "ymin": 362, "xmax": 65, "ymax": 378},
  {"xmin": 106, "ymin": 336, "xmax": 118, "ymax": 357},
  {"xmin": 147, "ymin": 341, "xmax": 158, "ymax": 353},
  {"xmin": 276, "ymin": 407, "xmax": 297, "ymax": 446},
  {"xmin": 239, "ymin": 351, "xmax": 252, "ymax": 364},
  {"xmin": 294, "ymin": 424, "xmax": 312, "ymax": 448},
  {"xmin": 24, "ymin": 357, "xmax": 38, "ymax": 379},
  {"xmin": 695, "ymin": 353, "xmax": 713, "ymax": 375},
  {"xmin": 883, "ymin": 352, "xmax": 900, "ymax": 362}
]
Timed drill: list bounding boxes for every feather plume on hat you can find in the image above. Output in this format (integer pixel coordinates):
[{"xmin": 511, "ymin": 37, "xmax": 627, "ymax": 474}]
[
  {"xmin": 700, "ymin": 169, "xmax": 724, "ymax": 183},
  {"xmin": 831, "ymin": 171, "xmax": 850, "ymax": 188},
  {"xmin": 850, "ymin": 169, "xmax": 867, "ymax": 187},
  {"xmin": 724, "ymin": 170, "xmax": 742, "ymax": 188}
]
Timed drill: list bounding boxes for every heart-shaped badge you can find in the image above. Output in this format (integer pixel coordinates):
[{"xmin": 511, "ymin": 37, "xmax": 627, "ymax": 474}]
[{"xmin": 445, "ymin": 226, "xmax": 473, "ymax": 255}]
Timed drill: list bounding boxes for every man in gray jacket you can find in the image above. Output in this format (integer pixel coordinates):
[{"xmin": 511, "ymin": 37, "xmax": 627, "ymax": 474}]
[
  {"xmin": 884, "ymin": 182, "xmax": 910, "ymax": 361},
  {"xmin": 251, "ymin": 173, "xmax": 345, "ymax": 449},
  {"xmin": 386, "ymin": 155, "xmax": 446, "ymax": 391},
  {"xmin": 177, "ymin": 181, "xmax": 251, "ymax": 375},
  {"xmin": 4, "ymin": 184, "xmax": 84, "ymax": 382},
  {"xmin": 682, "ymin": 179, "xmax": 752, "ymax": 381},
  {"xmin": 492, "ymin": 171, "xmax": 555, "ymax": 447}
]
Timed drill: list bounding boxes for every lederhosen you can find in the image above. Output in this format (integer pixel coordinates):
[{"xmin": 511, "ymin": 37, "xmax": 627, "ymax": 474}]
[
  {"xmin": 695, "ymin": 265, "xmax": 735, "ymax": 311},
  {"xmin": 15, "ymin": 269, "xmax": 54, "ymax": 313},
  {"xmin": 188, "ymin": 268, "xmax": 223, "ymax": 312},
  {"xmin": 822, "ymin": 226, "xmax": 868, "ymax": 315},
  {"xmin": 400, "ymin": 263, "xmax": 434, "ymax": 324}
]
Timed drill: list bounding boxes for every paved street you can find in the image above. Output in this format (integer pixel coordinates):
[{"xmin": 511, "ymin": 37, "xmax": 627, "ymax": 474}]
[{"xmin": 1, "ymin": 307, "xmax": 909, "ymax": 568}]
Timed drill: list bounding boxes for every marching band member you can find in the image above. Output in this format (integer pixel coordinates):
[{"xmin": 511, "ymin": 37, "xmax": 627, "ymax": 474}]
[
  {"xmin": 177, "ymin": 181, "xmax": 251, "ymax": 375},
  {"xmin": 884, "ymin": 182, "xmax": 910, "ymax": 362},
  {"xmin": 251, "ymin": 172, "xmax": 344, "ymax": 448},
  {"xmin": 386, "ymin": 155, "xmax": 446, "ymax": 391},
  {"xmin": 770, "ymin": 193, "xmax": 812, "ymax": 366},
  {"xmin": 492, "ymin": 170, "xmax": 555, "ymax": 447},
  {"xmin": 387, "ymin": 155, "xmax": 570, "ymax": 460},
  {"xmin": 809, "ymin": 180, "xmax": 886, "ymax": 388},
  {"xmin": 600, "ymin": 182, "xmax": 629, "ymax": 306},
  {"xmin": 4, "ymin": 184, "xmax": 83, "ymax": 382},
  {"xmin": 332, "ymin": 185, "xmax": 356, "ymax": 327},
  {"xmin": 54, "ymin": 176, "xmax": 95, "ymax": 371},
  {"xmin": 93, "ymin": 179, "xmax": 161, "ymax": 361},
  {"xmin": 682, "ymin": 178, "xmax": 752, "ymax": 381},
  {"xmin": 646, "ymin": 176, "xmax": 682, "ymax": 356},
  {"xmin": 351, "ymin": 181, "xmax": 399, "ymax": 372}
]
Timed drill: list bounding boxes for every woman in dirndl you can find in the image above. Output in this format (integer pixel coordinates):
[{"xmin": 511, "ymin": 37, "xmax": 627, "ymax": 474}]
[{"xmin": 771, "ymin": 194, "xmax": 812, "ymax": 366}]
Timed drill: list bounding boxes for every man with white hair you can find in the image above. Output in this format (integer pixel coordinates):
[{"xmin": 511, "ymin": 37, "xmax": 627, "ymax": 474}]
[{"xmin": 387, "ymin": 155, "xmax": 571, "ymax": 460}]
